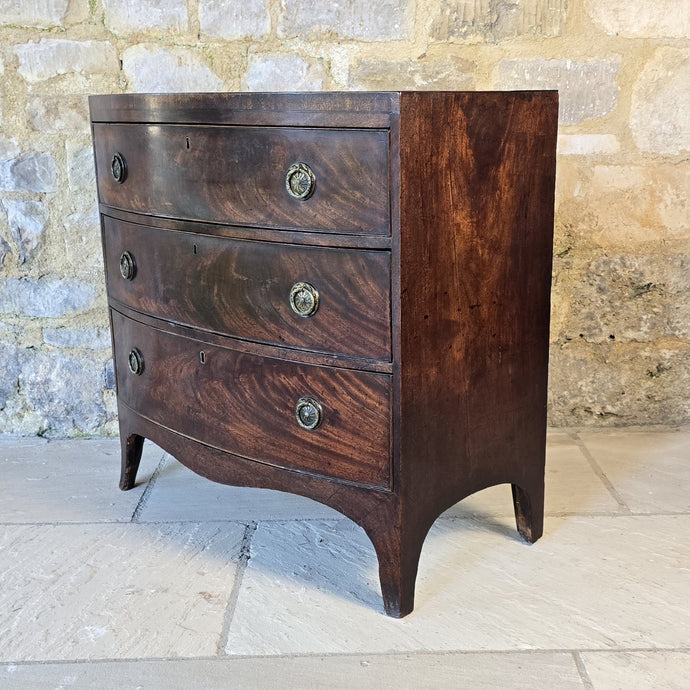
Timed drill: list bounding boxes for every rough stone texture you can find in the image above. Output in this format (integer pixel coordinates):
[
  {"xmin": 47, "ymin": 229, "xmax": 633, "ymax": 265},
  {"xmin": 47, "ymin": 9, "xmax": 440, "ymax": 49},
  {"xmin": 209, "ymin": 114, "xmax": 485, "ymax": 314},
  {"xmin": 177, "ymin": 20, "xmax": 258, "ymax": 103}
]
[
  {"xmin": 0, "ymin": 152, "xmax": 57, "ymax": 192},
  {"xmin": 583, "ymin": 651, "xmax": 690, "ymax": 690},
  {"xmin": 496, "ymin": 57, "xmax": 621, "ymax": 125},
  {"xmin": 555, "ymin": 164, "xmax": 690, "ymax": 248},
  {"xmin": 122, "ymin": 46, "xmax": 224, "ymax": 93},
  {"xmin": 243, "ymin": 54, "xmax": 325, "ymax": 91},
  {"xmin": 67, "ymin": 144, "xmax": 96, "ymax": 190},
  {"xmin": 27, "ymin": 95, "xmax": 90, "ymax": 134},
  {"xmin": 104, "ymin": 358, "xmax": 116, "ymax": 390},
  {"xmin": 350, "ymin": 56, "xmax": 475, "ymax": 90},
  {"xmin": 227, "ymin": 514, "xmax": 690, "ymax": 653},
  {"xmin": 0, "ymin": 522, "xmax": 244, "ymax": 659},
  {"xmin": 557, "ymin": 134, "xmax": 620, "ymax": 156},
  {"xmin": 561, "ymin": 254, "xmax": 690, "ymax": 344},
  {"xmin": 2, "ymin": 200, "xmax": 48, "ymax": 264},
  {"xmin": 199, "ymin": 0, "xmax": 270, "ymax": 39},
  {"xmin": 102, "ymin": 0, "xmax": 188, "ymax": 35},
  {"xmin": 0, "ymin": 238, "xmax": 10, "ymax": 268},
  {"xmin": 630, "ymin": 48, "xmax": 690, "ymax": 155},
  {"xmin": 549, "ymin": 344, "xmax": 690, "ymax": 426},
  {"xmin": 0, "ymin": 276, "xmax": 95, "ymax": 318},
  {"xmin": 279, "ymin": 0, "xmax": 412, "ymax": 41},
  {"xmin": 0, "ymin": 0, "xmax": 687, "ymax": 432},
  {"xmin": 0, "ymin": 344, "xmax": 20, "ymax": 411},
  {"xmin": 0, "ymin": 0, "xmax": 69, "ymax": 27},
  {"xmin": 14, "ymin": 39, "xmax": 119, "ymax": 83},
  {"xmin": 585, "ymin": 0, "xmax": 690, "ymax": 39},
  {"xmin": 15, "ymin": 350, "xmax": 107, "ymax": 434},
  {"xmin": 43, "ymin": 326, "xmax": 111, "ymax": 349},
  {"xmin": 432, "ymin": 0, "xmax": 567, "ymax": 42}
]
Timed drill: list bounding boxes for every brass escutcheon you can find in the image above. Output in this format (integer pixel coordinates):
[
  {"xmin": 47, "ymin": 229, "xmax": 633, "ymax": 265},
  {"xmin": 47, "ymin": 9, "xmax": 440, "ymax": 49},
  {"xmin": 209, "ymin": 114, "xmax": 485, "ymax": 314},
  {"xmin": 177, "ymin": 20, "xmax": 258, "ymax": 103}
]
[
  {"xmin": 285, "ymin": 162, "xmax": 316, "ymax": 200},
  {"xmin": 111, "ymin": 152, "xmax": 127, "ymax": 184},
  {"xmin": 119, "ymin": 251, "xmax": 135, "ymax": 280},
  {"xmin": 128, "ymin": 348, "xmax": 144, "ymax": 376},
  {"xmin": 289, "ymin": 281, "xmax": 319, "ymax": 317},
  {"xmin": 295, "ymin": 396, "xmax": 323, "ymax": 431}
]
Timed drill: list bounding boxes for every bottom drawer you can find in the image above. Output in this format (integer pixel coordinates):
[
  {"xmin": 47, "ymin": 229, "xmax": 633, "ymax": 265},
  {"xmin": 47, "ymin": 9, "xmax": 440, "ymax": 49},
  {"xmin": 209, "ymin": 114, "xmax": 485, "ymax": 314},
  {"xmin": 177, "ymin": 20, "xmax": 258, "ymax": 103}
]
[{"xmin": 112, "ymin": 310, "xmax": 392, "ymax": 488}]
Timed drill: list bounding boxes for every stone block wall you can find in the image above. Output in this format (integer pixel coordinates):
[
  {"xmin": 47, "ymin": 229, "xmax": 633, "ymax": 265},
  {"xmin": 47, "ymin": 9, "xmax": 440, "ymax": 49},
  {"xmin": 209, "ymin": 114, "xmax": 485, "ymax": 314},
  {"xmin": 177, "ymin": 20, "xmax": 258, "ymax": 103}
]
[{"xmin": 0, "ymin": 0, "xmax": 688, "ymax": 435}]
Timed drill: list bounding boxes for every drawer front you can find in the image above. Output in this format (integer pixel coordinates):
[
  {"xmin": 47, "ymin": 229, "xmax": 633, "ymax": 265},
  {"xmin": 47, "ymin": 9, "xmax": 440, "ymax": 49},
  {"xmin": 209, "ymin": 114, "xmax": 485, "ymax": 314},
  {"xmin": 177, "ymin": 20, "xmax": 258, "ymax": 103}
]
[
  {"xmin": 93, "ymin": 123, "xmax": 390, "ymax": 235},
  {"xmin": 104, "ymin": 217, "xmax": 391, "ymax": 361},
  {"xmin": 112, "ymin": 311, "xmax": 391, "ymax": 488}
]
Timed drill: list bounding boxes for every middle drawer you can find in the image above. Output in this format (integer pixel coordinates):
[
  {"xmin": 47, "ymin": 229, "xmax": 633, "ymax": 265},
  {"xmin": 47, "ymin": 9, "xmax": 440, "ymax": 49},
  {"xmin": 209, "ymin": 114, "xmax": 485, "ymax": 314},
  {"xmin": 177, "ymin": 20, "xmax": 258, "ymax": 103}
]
[{"xmin": 103, "ymin": 216, "xmax": 391, "ymax": 361}]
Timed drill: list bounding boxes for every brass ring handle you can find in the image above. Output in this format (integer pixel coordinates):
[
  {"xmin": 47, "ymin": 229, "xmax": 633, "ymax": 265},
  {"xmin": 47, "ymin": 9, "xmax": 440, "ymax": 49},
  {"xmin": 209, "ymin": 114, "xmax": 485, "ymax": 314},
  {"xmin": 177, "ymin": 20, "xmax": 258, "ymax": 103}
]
[
  {"xmin": 285, "ymin": 162, "xmax": 315, "ymax": 200},
  {"xmin": 295, "ymin": 396, "xmax": 323, "ymax": 431},
  {"xmin": 128, "ymin": 348, "xmax": 144, "ymax": 376},
  {"xmin": 289, "ymin": 282, "xmax": 319, "ymax": 318},
  {"xmin": 111, "ymin": 152, "xmax": 127, "ymax": 184},
  {"xmin": 119, "ymin": 251, "xmax": 136, "ymax": 280}
]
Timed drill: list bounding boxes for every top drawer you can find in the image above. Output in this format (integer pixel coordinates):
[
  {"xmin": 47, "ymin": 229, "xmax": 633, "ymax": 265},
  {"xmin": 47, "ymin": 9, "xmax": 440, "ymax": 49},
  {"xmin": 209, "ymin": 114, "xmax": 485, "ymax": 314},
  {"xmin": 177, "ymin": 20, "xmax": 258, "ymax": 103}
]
[{"xmin": 92, "ymin": 124, "xmax": 390, "ymax": 235}]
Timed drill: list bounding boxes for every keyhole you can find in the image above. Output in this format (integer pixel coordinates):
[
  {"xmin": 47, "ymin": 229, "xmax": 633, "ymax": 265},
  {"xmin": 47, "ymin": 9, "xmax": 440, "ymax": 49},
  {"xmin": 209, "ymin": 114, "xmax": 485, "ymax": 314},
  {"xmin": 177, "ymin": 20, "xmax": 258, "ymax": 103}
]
[
  {"xmin": 193, "ymin": 244, "xmax": 198, "ymax": 255},
  {"xmin": 186, "ymin": 137, "xmax": 190, "ymax": 150},
  {"xmin": 199, "ymin": 351, "xmax": 206, "ymax": 364}
]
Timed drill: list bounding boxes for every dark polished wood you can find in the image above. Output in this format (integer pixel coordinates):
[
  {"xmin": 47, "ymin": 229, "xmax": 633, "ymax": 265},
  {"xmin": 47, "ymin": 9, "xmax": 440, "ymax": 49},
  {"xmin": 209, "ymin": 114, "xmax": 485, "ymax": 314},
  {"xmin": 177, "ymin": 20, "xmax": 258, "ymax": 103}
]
[
  {"xmin": 103, "ymin": 216, "xmax": 391, "ymax": 361},
  {"xmin": 91, "ymin": 91, "xmax": 558, "ymax": 618},
  {"xmin": 112, "ymin": 309, "xmax": 392, "ymax": 488},
  {"xmin": 93, "ymin": 123, "xmax": 390, "ymax": 234}
]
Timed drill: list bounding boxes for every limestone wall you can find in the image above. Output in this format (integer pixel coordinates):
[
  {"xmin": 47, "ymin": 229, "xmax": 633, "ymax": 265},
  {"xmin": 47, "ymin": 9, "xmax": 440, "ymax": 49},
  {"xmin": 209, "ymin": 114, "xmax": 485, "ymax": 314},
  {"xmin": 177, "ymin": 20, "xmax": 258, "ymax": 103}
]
[{"xmin": 0, "ymin": 0, "xmax": 688, "ymax": 435}]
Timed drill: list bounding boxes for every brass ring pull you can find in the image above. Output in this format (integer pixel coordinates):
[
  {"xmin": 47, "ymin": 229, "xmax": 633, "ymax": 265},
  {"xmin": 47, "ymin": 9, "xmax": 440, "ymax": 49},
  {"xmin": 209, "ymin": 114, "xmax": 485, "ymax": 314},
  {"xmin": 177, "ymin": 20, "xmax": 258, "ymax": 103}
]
[
  {"xmin": 289, "ymin": 282, "xmax": 319, "ymax": 318},
  {"xmin": 128, "ymin": 348, "xmax": 144, "ymax": 376},
  {"xmin": 111, "ymin": 152, "xmax": 127, "ymax": 184},
  {"xmin": 285, "ymin": 162, "xmax": 315, "ymax": 200},
  {"xmin": 295, "ymin": 397, "xmax": 323, "ymax": 431},
  {"xmin": 119, "ymin": 251, "xmax": 136, "ymax": 280}
]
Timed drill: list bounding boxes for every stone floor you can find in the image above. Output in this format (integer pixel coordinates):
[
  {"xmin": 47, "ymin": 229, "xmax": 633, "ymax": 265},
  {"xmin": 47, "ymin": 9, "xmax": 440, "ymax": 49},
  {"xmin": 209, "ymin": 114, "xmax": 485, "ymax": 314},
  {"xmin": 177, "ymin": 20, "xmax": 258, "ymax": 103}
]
[{"xmin": 0, "ymin": 427, "xmax": 688, "ymax": 689}]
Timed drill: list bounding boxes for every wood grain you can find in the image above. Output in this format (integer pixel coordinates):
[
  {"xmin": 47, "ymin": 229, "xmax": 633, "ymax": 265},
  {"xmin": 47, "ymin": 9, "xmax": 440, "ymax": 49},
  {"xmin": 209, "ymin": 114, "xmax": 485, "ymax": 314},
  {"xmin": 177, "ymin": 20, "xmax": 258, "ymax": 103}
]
[
  {"xmin": 103, "ymin": 216, "xmax": 391, "ymax": 361},
  {"xmin": 112, "ymin": 309, "xmax": 392, "ymax": 488},
  {"xmin": 93, "ymin": 123, "xmax": 390, "ymax": 234}
]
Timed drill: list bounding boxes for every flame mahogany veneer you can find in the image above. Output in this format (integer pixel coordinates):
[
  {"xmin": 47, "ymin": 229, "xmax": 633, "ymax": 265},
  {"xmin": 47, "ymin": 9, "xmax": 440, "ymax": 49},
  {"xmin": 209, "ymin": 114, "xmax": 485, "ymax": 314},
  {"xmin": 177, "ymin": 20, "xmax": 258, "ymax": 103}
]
[{"xmin": 90, "ymin": 91, "xmax": 558, "ymax": 617}]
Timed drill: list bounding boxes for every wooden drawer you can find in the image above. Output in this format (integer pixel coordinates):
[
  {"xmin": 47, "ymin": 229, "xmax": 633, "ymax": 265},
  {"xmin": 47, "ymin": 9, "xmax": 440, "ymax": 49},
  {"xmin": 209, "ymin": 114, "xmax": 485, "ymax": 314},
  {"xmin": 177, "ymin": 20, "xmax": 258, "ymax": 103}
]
[
  {"xmin": 112, "ymin": 310, "xmax": 391, "ymax": 488},
  {"xmin": 103, "ymin": 217, "xmax": 391, "ymax": 361},
  {"xmin": 93, "ymin": 123, "xmax": 390, "ymax": 235}
]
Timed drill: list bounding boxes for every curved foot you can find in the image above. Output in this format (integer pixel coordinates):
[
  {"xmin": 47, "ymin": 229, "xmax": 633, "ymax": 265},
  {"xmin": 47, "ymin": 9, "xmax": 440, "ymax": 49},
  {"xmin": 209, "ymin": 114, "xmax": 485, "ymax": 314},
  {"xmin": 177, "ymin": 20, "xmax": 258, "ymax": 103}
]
[
  {"xmin": 365, "ymin": 519, "xmax": 428, "ymax": 618},
  {"xmin": 512, "ymin": 480, "xmax": 544, "ymax": 543},
  {"xmin": 120, "ymin": 433, "xmax": 145, "ymax": 491}
]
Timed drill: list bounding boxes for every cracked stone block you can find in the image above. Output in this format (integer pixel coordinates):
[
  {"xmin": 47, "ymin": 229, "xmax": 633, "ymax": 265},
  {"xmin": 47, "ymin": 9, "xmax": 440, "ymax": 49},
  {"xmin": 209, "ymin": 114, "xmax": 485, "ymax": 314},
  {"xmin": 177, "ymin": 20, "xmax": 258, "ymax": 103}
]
[
  {"xmin": 0, "ymin": 238, "xmax": 11, "ymax": 268},
  {"xmin": 122, "ymin": 46, "xmax": 223, "ymax": 93},
  {"xmin": 350, "ymin": 56, "xmax": 475, "ymax": 90},
  {"xmin": 0, "ymin": 276, "xmax": 96, "ymax": 318},
  {"xmin": 630, "ymin": 48, "xmax": 690, "ymax": 155},
  {"xmin": 199, "ymin": 0, "xmax": 270, "ymax": 39},
  {"xmin": 279, "ymin": 0, "xmax": 412, "ymax": 40},
  {"xmin": 14, "ymin": 39, "xmax": 119, "ymax": 83},
  {"xmin": 431, "ymin": 0, "xmax": 567, "ymax": 42},
  {"xmin": 549, "ymin": 344, "xmax": 690, "ymax": 426},
  {"xmin": 0, "ymin": 0, "xmax": 69, "ymax": 27},
  {"xmin": 27, "ymin": 95, "xmax": 90, "ymax": 134},
  {"xmin": 18, "ymin": 350, "xmax": 107, "ymax": 434},
  {"xmin": 43, "ymin": 327, "xmax": 111, "ymax": 350},
  {"xmin": 104, "ymin": 359, "xmax": 116, "ymax": 390},
  {"xmin": 495, "ymin": 57, "xmax": 621, "ymax": 125},
  {"xmin": 243, "ymin": 54, "xmax": 325, "ymax": 91},
  {"xmin": 67, "ymin": 145, "xmax": 96, "ymax": 190},
  {"xmin": 0, "ymin": 343, "xmax": 20, "ymax": 410},
  {"xmin": 2, "ymin": 200, "xmax": 48, "ymax": 264},
  {"xmin": 0, "ymin": 152, "xmax": 57, "ymax": 192},
  {"xmin": 585, "ymin": 0, "xmax": 690, "ymax": 38},
  {"xmin": 562, "ymin": 254, "xmax": 690, "ymax": 344},
  {"xmin": 103, "ymin": 0, "xmax": 188, "ymax": 34}
]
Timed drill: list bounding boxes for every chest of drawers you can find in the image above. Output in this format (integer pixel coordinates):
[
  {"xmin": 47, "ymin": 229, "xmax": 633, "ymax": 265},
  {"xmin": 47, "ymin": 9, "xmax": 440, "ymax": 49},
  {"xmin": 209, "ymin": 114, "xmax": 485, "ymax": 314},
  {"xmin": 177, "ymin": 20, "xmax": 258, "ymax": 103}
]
[{"xmin": 89, "ymin": 91, "xmax": 558, "ymax": 617}]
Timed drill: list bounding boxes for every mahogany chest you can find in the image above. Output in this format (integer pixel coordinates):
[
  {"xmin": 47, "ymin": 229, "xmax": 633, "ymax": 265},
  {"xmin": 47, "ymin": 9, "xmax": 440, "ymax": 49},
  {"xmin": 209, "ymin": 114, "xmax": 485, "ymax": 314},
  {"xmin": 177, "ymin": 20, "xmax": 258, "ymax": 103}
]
[{"xmin": 89, "ymin": 91, "xmax": 558, "ymax": 617}]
